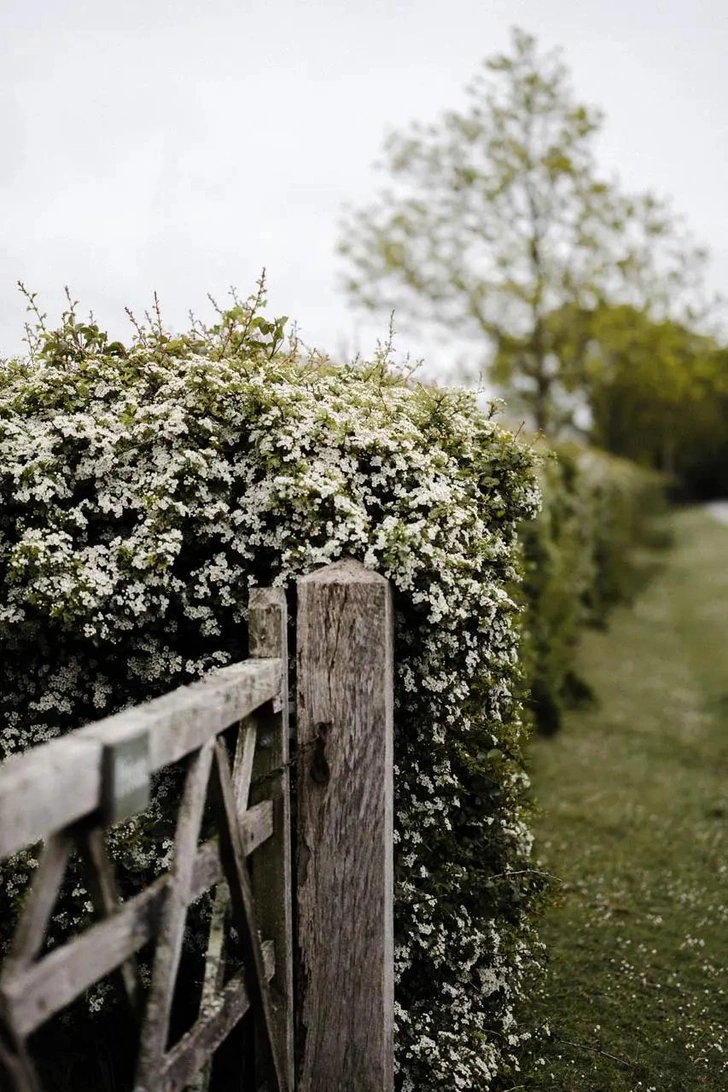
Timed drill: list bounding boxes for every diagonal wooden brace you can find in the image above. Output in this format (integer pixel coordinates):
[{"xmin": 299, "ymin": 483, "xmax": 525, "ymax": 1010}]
[
  {"xmin": 210, "ymin": 738, "xmax": 287, "ymax": 1092},
  {"xmin": 134, "ymin": 739, "xmax": 216, "ymax": 1091},
  {"xmin": 0, "ymin": 996, "xmax": 42, "ymax": 1092}
]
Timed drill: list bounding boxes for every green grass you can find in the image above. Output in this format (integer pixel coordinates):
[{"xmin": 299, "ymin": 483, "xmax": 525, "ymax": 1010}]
[{"xmin": 517, "ymin": 507, "xmax": 728, "ymax": 1091}]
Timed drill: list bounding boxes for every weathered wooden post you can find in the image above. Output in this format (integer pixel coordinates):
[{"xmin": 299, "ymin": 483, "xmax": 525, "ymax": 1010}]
[
  {"xmin": 296, "ymin": 558, "xmax": 394, "ymax": 1092},
  {"xmin": 249, "ymin": 587, "xmax": 295, "ymax": 1091}
]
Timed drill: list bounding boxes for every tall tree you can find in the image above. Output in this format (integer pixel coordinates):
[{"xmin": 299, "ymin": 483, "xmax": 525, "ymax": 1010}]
[{"xmin": 339, "ymin": 27, "xmax": 714, "ymax": 434}]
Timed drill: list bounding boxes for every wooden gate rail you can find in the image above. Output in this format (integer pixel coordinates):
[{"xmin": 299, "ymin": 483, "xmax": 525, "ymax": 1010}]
[
  {"xmin": 0, "ymin": 560, "xmax": 396, "ymax": 1092},
  {"xmin": 0, "ymin": 588, "xmax": 293, "ymax": 1092}
]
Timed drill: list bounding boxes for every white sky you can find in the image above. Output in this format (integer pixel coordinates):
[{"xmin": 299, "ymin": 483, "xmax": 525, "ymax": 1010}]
[{"xmin": 2, "ymin": 0, "xmax": 727, "ymax": 379}]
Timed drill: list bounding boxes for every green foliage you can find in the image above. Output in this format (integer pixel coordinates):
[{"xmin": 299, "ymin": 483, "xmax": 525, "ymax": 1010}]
[
  {"xmin": 339, "ymin": 27, "xmax": 713, "ymax": 434},
  {"xmin": 520, "ymin": 443, "xmax": 667, "ymax": 735},
  {"xmin": 512, "ymin": 299, "xmax": 728, "ymax": 495},
  {"xmin": 0, "ymin": 286, "xmax": 544, "ymax": 1090}
]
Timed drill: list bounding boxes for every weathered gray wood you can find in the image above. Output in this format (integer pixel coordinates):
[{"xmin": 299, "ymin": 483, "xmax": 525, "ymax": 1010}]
[
  {"xmin": 0, "ymin": 1036, "xmax": 40, "ymax": 1092},
  {"xmin": 0, "ymin": 659, "xmax": 281, "ymax": 859},
  {"xmin": 232, "ymin": 713, "xmax": 259, "ymax": 811},
  {"xmin": 75, "ymin": 825, "xmax": 144, "ymax": 1014},
  {"xmin": 249, "ymin": 587, "xmax": 294, "ymax": 1091},
  {"xmin": 210, "ymin": 739, "xmax": 285, "ymax": 1092},
  {"xmin": 194, "ymin": 711, "xmax": 259, "ymax": 1092},
  {"xmin": 296, "ymin": 558, "xmax": 394, "ymax": 1092},
  {"xmin": 198, "ymin": 885, "xmax": 228, "ymax": 1015},
  {"xmin": 158, "ymin": 941, "xmax": 275, "ymax": 1092},
  {"xmin": 135, "ymin": 740, "xmax": 215, "ymax": 1090},
  {"xmin": 0, "ymin": 624, "xmax": 291, "ymax": 1091},
  {"xmin": 199, "ymin": 716, "xmax": 259, "ymax": 1001},
  {"xmin": 0, "ymin": 994, "xmax": 41, "ymax": 1092},
  {"xmin": 7, "ymin": 833, "xmax": 71, "ymax": 969},
  {"xmin": 0, "ymin": 804, "xmax": 273, "ymax": 1038},
  {"xmin": 101, "ymin": 729, "xmax": 151, "ymax": 824},
  {"xmin": 194, "ymin": 587, "xmax": 292, "ymax": 1092}
]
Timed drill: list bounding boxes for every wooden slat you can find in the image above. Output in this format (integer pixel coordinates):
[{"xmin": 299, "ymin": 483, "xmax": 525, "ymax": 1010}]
[
  {"xmin": 210, "ymin": 740, "xmax": 285, "ymax": 1092},
  {"xmin": 7, "ymin": 833, "xmax": 72, "ymax": 969},
  {"xmin": 76, "ymin": 825, "xmax": 144, "ymax": 1014},
  {"xmin": 0, "ymin": 1037, "xmax": 41, "ymax": 1092},
  {"xmin": 194, "ymin": 713, "xmax": 259, "ymax": 1092},
  {"xmin": 135, "ymin": 740, "xmax": 216, "ymax": 1086},
  {"xmin": 249, "ymin": 587, "xmax": 294, "ymax": 1090},
  {"xmin": 0, "ymin": 659, "xmax": 282, "ymax": 860},
  {"xmin": 0, "ymin": 995, "xmax": 42, "ymax": 1092},
  {"xmin": 159, "ymin": 941, "xmax": 275, "ymax": 1092},
  {"xmin": 232, "ymin": 713, "xmax": 258, "ymax": 811},
  {"xmin": 0, "ymin": 803, "xmax": 274, "ymax": 1038},
  {"xmin": 198, "ymin": 890, "xmax": 228, "ymax": 1015}
]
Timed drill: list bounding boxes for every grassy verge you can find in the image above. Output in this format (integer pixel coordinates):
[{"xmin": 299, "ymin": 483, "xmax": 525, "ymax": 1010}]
[{"xmin": 517, "ymin": 507, "xmax": 728, "ymax": 1091}]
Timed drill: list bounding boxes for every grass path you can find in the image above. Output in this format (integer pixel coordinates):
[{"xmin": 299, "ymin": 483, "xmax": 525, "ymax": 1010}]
[{"xmin": 518, "ymin": 508, "xmax": 728, "ymax": 1091}]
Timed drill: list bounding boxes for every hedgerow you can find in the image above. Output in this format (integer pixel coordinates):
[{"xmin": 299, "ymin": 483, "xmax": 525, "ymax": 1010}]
[
  {"xmin": 521, "ymin": 443, "xmax": 667, "ymax": 734},
  {"xmin": 0, "ymin": 287, "xmax": 545, "ymax": 1089}
]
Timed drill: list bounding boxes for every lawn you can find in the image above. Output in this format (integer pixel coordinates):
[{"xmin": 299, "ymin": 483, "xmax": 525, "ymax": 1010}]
[{"xmin": 516, "ymin": 507, "xmax": 728, "ymax": 1091}]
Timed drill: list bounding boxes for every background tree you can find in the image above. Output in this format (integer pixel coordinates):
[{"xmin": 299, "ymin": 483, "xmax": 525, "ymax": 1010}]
[
  {"xmin": 339, "ymin": 27, "xmax": 715, "ymax": 435},
  {"xmin": 562, "ymin": 302, "xmax": 728, "ymax": 491}
]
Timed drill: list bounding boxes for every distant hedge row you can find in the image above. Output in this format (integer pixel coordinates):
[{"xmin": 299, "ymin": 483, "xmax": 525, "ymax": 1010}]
[{"xmin": 520, "ymin": 443, "xmax": 666, "ymax": 735}]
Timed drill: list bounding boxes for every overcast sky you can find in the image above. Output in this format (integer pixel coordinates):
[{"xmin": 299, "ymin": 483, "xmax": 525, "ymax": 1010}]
[{"xmin": 2, "ymin": 0, "xmax": 727, "ymax": 378}]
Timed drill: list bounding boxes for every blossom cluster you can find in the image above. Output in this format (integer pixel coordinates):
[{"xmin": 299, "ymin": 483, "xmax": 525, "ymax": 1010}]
[{"xmin": 0, "ymin": 301, "xmax": 543, "ymax": 1089}]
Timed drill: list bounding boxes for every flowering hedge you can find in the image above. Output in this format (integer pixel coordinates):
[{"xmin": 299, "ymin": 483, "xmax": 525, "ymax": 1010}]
[
  {"xmin": 520, "ymin": 443, "xmax": 666, "ymax": 734},
  {"xmin": 0, "ymin": 293, "xmax": 545, "ymax": 1089}
]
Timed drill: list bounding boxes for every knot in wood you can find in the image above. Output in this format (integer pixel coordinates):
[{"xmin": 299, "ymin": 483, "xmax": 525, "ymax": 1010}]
[{"xmin": 310, "ymin": 723, "xmax": 331, "ymax": 785}]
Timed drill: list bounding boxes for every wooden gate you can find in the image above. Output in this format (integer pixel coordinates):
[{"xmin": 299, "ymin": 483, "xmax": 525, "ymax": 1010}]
[{"xmin": 0, "ymin": 560, "xmax": 394, "ymax": 1092}]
